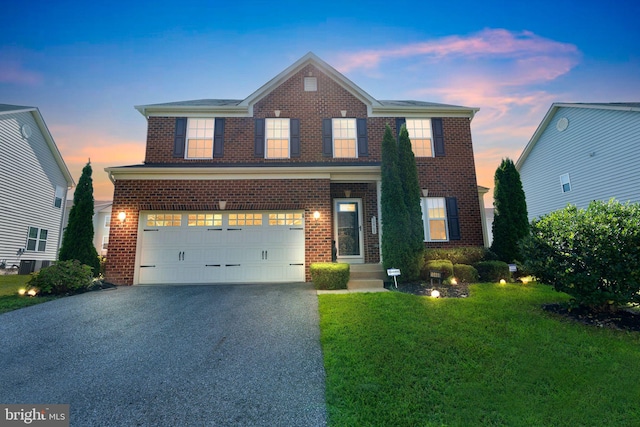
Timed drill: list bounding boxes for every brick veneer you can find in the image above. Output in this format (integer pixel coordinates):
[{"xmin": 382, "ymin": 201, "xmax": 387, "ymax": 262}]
[{"xmin": 106, "ymin": 178, "xmax": 332, "ymax": 285}]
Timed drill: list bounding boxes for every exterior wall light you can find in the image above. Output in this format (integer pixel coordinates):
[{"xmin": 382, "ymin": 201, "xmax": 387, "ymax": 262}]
[
  {"xmin": 313, "ymin": 211, "xmax": 321, "ymax": 221},
  {"xmin": 118, "ymin": 212, "xmax": 126, "ymax": 222}
]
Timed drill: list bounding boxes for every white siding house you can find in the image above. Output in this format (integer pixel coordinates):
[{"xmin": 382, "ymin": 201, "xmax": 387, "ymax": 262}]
[
  {"xmin": 0, "ymin": 104, "xmax": 74, "ymax": 273},
  {"xmin": 516, "ymin": 103, "xmax": 640, "ymax": 221}
]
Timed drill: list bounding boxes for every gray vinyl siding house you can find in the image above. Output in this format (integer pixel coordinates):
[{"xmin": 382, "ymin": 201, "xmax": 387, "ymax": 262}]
[
  {"xmin": 516, "ymin": 103, "xmax": 640, "ymax": 221},
  {"xmin": 0, "ymin": 104, "xmax": 74, "ymax": 273}
]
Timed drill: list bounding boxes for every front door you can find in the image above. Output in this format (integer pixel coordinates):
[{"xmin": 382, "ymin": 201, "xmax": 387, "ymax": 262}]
[{"xmin": 334, "ymin": 199, "xmax": 364, "ymax": 264}]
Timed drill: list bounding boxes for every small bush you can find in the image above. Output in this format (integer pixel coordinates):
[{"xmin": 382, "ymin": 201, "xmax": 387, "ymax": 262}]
[
  {"xmin": 453, "ymin": 264, "xmax": 479, "ymax": 283},
  {"xmin": 425, "ymin": 247, "xmax": 497, "ymax": 265},
  {"xmin": 26, "ymin": 260, "xmax": 93, "ymax": 296},
  {"xmin": 310, "ymin": 263, "xmax": 350, "ymax": 290},
  {"xmin": 475, "ymin": 261, "xmax": 511, "ymax": 283},
  {"xmin": 422, "ymin": 260, "xmax": 454, "ymax": 281}
]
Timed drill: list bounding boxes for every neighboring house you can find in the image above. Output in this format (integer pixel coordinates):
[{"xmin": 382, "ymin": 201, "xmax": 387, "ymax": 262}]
[
  {"xmin": 62, "ymin": 200, "xmax": 112, "ymax": 257},
  {"xmin": 516, "ymin": 103, "xmax": 640, "ymax": 221},
  {"xmin": 0, "ymin": 104, "xmax": 74, "ymax": 273},
  {"xmin": 105, "ymin": 53, "xmax": 486, "ymax": 285},
  {"xmin": 484, "ymin": 207, "xmax": 494, "ymax": 247}
]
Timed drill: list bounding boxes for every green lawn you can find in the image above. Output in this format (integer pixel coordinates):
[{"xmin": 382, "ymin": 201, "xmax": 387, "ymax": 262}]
[
  {"xmin": 0, "ymin": 275, "xmax": 58, "ymax": 314},
  {"xmin": 319, "ymin": 283, "xmax": 640, "ymax": 427}
]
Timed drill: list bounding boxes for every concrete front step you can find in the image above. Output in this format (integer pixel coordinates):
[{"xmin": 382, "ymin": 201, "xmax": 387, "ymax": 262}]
[{"xmin": 349, "ymin": 263, "xmax": 388, "ymax": 281}]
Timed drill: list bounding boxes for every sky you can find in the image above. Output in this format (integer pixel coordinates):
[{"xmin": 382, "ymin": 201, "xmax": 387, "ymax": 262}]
[{"xmin": 2, "ymin": 0, "xmax": 639, "ymax": 206}]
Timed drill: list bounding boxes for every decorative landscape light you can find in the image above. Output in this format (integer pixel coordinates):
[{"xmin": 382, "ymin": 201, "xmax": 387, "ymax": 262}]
[
  {"xmin": 431, "ymin": 290, "xmax": 440, "ymax": 298},
  {"xmin": 18, "ymin": 288, "xmax": 26, "ymax": 296},
  {"xmin": 27, "ymin": 289, "xmax": 37, "ymax": 297},
  {"xmin": 499, "ymin": 279, "xmax": 507, "ymax": 284},
  {"xmin": 450, "ymin": 278, "xmax": 458, "ymax": 285}
]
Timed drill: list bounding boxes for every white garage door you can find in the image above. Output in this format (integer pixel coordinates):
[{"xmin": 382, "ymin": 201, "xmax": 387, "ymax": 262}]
[{"xmin": 136, "ymin": 211, "xmax": 305, "ymax": 284}]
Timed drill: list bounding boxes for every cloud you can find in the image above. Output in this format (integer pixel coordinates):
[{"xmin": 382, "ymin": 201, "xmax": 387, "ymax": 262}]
[
  {"xmin": 0, "ymin": 59, "xmax": 43, "ymax": 85},
  {"xmin": 334, "ymin": 28, "xmax": 580, "ymax": 73}
]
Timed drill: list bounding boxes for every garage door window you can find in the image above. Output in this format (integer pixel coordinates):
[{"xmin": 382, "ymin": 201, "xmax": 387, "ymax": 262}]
[
  {"xmin": 228, "ymin": 213, "xmax": 262, "ymax": 226},
  {"xmin": 188, "ymin": 213, "xmax": 222, "ymax": 226},
  {"xmin": 146, "ymin": 214, "xmax": 182, "ymax": 227},
  {"xmin": 269, "ymin": 212, "xmax": 303, "ymax": 226}
]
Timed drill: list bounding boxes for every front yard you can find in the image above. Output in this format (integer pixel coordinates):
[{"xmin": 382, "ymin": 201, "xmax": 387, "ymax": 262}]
[
  {"xmin": 0, "ymin": 275, "xmax": 58, "ymax": 314},
  {"xmin": 319, "ymin": 283, "xmax": 640, "ymax": 426}
]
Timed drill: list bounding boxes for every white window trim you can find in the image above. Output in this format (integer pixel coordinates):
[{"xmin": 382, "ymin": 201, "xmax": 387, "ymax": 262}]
[
  {"xmin": 405, "ymin": 118, "xmax": 434, "ymax": 158},
  {"xmin": 185, "ymin": 118, "xmax": 215, "ymax": 160},
  {"xmin": 265, "ymin": 118, "xmax": 291, "ymax": 159},
  {"xmin": 26, "ymin": 227, "xmax": 48, "ymax": 252},
  {"xmin": 421, "ymin": 197, "xmax": 449, "ymax": 242},
  {"xmin": 332, "ymin": 118, "xmax": 358, "ymax": 159}
]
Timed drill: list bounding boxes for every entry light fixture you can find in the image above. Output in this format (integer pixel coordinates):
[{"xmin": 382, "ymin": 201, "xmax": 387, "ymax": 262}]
[
  {"xmin": 313, "ymin": 211, "xmax": 321, "ymax": 221},
  {"xmin": 118, "ymin": 212, "xmax": 126, "ymax": 222}
]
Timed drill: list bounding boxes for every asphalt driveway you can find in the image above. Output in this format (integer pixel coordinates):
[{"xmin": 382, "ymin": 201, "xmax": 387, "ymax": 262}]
[{"xmin": 0, "ymin": 283, "xmax": 327, "ymax": 426}]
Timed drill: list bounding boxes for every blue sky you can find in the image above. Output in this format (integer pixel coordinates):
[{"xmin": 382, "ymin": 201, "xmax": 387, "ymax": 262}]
[{"xmin": 2, "ymin": 0, "xmax": 639, "ymax": 204}]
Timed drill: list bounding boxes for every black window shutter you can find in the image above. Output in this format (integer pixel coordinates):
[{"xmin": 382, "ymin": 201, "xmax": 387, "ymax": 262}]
[
  {"xmin": 432, "ymin": 118, "xmax": 445, "ymax": 157},
  {"xmin": 290, "ymin": 119, "xmax": 300, "ymax": 157},
  {"xmin": 396, "ymin": 117, "xmax": 406, "ymax": 142},
  {"xmin": 322, "ymin": 119, "xmax": 333, "ymax": 157},
  {"xmin": 446, "ymin": 197, "xmax": 461, "ymax": 240},
  {"xmin": 213, "ymin": 118, "xmax": 225, "ymax": 157},
  {"xmin": 357, "ymin": 118, "xmax": 368, "ymax": 157},
  {"xmin": 173, "ymin": 117, "xmax": 187, "ymax": 158},
  {"xmin": 254, "ymin": 118, "xmax": 265, "ymax": 157}
]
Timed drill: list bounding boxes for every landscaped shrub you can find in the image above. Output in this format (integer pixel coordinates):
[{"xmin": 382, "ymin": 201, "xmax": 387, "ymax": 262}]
[
  {"xmin": 475, "ymin": 261, "xmax": 511, "ymax": 283},
  {"xmin": 422, "ymin": 260, "xmax": 454, "ymax": 281},
  {"xmin": 520, "ymin": 199, "xmax": 640, "ymax": 311},
  {"xmin": 425, "ymin": 247, "xmax": 497, "ymax": 265},
  {"xmin": 453, "ymin": 264, "xmax": 479, "ymax": 283},
  {"xmin": 310, "ymin": 263, "xmax": 350, "ymax": 290},
  {"xmin": 26, "ymin": 260, "xmax": 93, "ymax": 296}
]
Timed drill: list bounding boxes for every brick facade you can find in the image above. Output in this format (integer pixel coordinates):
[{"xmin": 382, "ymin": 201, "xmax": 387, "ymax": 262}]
[{"xmin": 106, "ymin": 54, "xmax": 484, "ymax": 285}]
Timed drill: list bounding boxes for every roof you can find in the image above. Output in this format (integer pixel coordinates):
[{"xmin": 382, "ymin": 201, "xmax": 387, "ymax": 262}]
[
  {"xmin": 515, "ymin": 102, "xmax": 640, "ymax": 170},
  {"xmin": 0, "ymin": 104, "xmax": 74, "ymax": 187},
  {"xmin": 135, "ymin": 52, "xmax": 478, "ymax": 120}
]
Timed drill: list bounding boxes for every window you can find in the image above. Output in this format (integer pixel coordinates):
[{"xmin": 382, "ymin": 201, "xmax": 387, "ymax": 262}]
[
  {"xmin": 265, "ymin": 119, "xmax": 290, "ymax": 159},
  {"xmin": 54, "ymin": 186, "xmax": 65, "ymax": 208},
  {"xmin": 421, "ymin": 198, "xmax": 448, "ymax": 241},
  {"xmin": 228, "ymin": 213, "xmax": 262, "ymax": 226},
  {"xmin": 104, "ymin": 215, "xmax": 111, "ymax": 228},
  {"xmin": 268, "ymin": 212, "xmax": 303, "ymax": 226},
  {"xmin": 186, "ymin": 118, "xmax": 214, "ymax": 159},
  {"xmin": 188, "ymin": 213, "xmax": 222, "ymax": 227},
  {"xmin": 405, "ymin": 119, "xmax": 433, "ymax": 157},
  {"xmin": 146, "ymin": 214, "xmax": 182, "ymax": 227},
  {"xmin": 26, "ymin": 227, "xmax": 48, "ymax": 252},
  {"xmin": 333, "ymin": 118, "xmax": 357, "ymax": 158},
  {"xmin": 560, "ymin": 173, "xmax": 571, "ymax": 193},
  {"xmin": 102, "ymin": 236, "xmax": 109, "ymax": 251}
]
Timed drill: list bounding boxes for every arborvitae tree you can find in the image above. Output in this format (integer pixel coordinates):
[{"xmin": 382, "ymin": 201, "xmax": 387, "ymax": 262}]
[
  {"xmin": 397, "ymin": 124, "xmax": 425, "ymax": 280},
  {"xmin": 490, "ymin": 158, "xmax": 529, "ymax": 263},
  {"xmin": 380, "ymin": 125, "xmax": 410, "ymax": 275},
  {"xmin": 59, "ymin": 161, "xmax": 100, "ymax": 276}
]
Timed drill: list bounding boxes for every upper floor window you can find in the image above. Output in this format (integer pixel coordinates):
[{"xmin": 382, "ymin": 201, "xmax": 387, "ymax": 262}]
[
  {"xmin": 186, "ymin": 118, "xmax": 214, "ymax": 159},
  {"xmin": 26, "ymin": 227, "xmax": 48, "ymax": 252},
  {"xmin": 333, "ymin": 118, "xmax": 357, "ymax": 158},
  {"xmin": 560, "ymin": 173, "xmax": 571, "ymax": 193},
  {"xmin": 405, "ymin": 119, "xmax": 434, "ymax": 157},
  {"xmin": 421, "ymin": 197, "xmax": 448, "ymax": 241},
  {"xmin": 54, "ymin": 186, "xmax": 65, "ymax": 208},
  {"xmin": 266, "ymin": 119, "xmax": 290, "ymax": 159}
]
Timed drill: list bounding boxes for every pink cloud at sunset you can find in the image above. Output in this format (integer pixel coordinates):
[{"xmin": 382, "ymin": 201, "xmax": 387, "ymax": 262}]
[{"xmin": 0, "ymin": 59, "xmax": 43, "ymax": 86}]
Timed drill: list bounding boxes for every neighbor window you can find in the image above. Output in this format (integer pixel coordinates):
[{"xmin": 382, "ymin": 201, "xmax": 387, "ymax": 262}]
[
  {"xmin": 104, "ymin": 215, "xmax": 111, "ymax": 228},
  {"xmin": 560, "ymin": 173, "xmax": 571, "ymax": 193},
  {"xmin": 333, "ymin": 118, "xmax": 357, "ymax": 158},
  {"xmin": 421, "ymin": 198, "xmax": 448, "ymax": 241},
  {"xmin": 26, "ymin": 227, "xmax": 48, "ymax": 252},
  {"xmin": 102, "ymin": 236, "xmax": 109, "ymax": 251},
  {"xmin": 54, "ymin": 186, "xmax": 65, "ymax": 208},
  {"xmin": 186, "ymin": 118, "xmax": 214, "ymax": 159},
  {"xmin": 405, "ymin": 119, "xmax": 433, "ymax": 157},
  {"xmin": 265, "ymin": 118, "xmax": 290, "ymax": 159}
]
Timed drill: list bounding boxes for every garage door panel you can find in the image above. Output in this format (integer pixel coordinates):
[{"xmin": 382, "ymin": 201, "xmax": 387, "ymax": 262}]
[{"xmin": 138, "ymin": 211, "xmax": 305, "ymax": 284}]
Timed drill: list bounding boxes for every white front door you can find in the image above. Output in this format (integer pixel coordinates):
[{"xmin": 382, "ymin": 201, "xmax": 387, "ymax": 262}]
[{"xmin": 334, "ymin": 199, "xmax": 364, "ymax": 264}]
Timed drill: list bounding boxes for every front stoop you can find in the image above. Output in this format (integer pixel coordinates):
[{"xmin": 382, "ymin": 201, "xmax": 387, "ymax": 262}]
[{"xmin": 347, "ymin": 264, "xmax": 386, "ymax": 291}]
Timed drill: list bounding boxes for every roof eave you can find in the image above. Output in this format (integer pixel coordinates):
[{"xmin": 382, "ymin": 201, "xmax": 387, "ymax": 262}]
[
  {"xmin": 135, "ymin": 104, "xmax": 250, "ymax": 118},
  {"xmin": 370, "ymin": 105, "xmax": 479, "ymax": 119},
  {"xmin": 31, "ymin": 108, "xmax": 75, "ymax": 187}
]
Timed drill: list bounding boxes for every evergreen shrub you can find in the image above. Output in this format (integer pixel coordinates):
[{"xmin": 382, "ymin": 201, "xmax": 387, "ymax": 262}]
[
  {"xmin": 475, "ymin": 261, "xmax": 511, "ymax": 282},
  {"xmin": 27, "ymin": 260, "xmax": 93, "ymax": 296},
  {"xmin": 422, "ymin": 260, "xmax": 454, "ymax": 280},
  {"xmin": 310, "ymin": 263, "xmax": 350, "ymax": 290},
  {"xmin": 453, "ymin": 264, "xmax": 479, "ymax": 283}
]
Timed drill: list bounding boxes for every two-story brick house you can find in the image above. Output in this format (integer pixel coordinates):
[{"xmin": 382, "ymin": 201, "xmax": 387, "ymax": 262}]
[{"xmin": 105, "ymin": 53, "xmax": 484, "ymax": 285}]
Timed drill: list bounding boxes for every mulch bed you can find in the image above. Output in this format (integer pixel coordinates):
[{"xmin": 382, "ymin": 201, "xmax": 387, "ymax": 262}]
[{"xmin": 388, "ymin": 281, "xmax": 640, "ymax": 332}]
